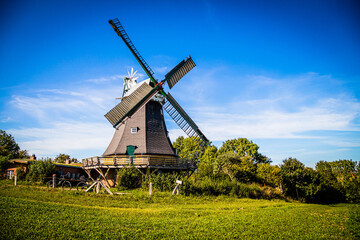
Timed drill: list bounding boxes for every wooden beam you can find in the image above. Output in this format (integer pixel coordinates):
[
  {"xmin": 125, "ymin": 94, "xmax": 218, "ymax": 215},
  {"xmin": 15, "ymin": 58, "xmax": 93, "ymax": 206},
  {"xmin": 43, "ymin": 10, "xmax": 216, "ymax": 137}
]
[
  {"xmin": 84, "ymin": 169, "xmax": 96, "ymax": 182},
  {"xmin": 135, "ymin": 167, "xmax": 146, "ymax": 176},
  {"xmin": 94, "ymin": 168, "xmax": 111, "ymax": 189},
  {"xmin": 99, "ymin": 180, "xmax": 113, "ymax": 195}
]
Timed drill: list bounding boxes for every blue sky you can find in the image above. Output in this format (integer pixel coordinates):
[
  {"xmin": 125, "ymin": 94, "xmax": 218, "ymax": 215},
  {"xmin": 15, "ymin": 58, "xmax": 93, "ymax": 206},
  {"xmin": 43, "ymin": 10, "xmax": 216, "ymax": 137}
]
[{"xmin": 0, "ymin": 0, "xmax": 359, "ymax": 167}]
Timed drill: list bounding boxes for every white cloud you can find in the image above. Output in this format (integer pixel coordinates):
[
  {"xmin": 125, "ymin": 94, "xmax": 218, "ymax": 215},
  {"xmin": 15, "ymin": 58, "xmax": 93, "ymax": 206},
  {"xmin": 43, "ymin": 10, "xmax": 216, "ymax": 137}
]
[
  {"xmin": 2, "ymin": 69, "xmax": 360, "ymax": 163},
  {"xmin": 177, "ymin": 71, "xmax": 360, "ymax": 147},
  {"xmin": 195, "ymin": 99, "xmax": 359, "ymax": 141},
  {"xmin": 9, "ymin": 121, "xmax": 114, "ymax": 159},
  {"xmin": 154, "ymin": 66, "xmax": 169, "ymax": 74},
  {"xmin": 168, "ymin": 128, "xmax": 186, "ymax": 143},
  {"xmin": 85, "ymin": 75, "xmax": 123, "ymax": 84},
  {"xmin": 1, "ymin": 117, "xmax": 12, "ymax": 123}
]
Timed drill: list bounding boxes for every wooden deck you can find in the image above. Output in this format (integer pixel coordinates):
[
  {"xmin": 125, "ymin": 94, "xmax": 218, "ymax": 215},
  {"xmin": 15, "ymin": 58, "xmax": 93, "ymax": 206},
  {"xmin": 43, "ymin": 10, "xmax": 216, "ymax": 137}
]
[{"xmin": 82, "ymin": 155, "xmax": 195, "ymax": 170}]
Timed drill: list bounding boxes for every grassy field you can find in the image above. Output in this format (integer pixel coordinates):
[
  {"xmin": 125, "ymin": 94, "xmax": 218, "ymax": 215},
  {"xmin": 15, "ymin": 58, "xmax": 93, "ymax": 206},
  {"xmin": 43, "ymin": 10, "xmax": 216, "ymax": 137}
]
[{"xmin": 0, "ymin": 181, "xmax": 358, "ymax": 239}]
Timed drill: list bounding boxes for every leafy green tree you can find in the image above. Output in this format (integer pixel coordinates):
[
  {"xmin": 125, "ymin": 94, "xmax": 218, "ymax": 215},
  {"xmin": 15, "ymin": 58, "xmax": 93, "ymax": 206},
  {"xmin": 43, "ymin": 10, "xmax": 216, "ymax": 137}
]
[
  {"xmin": 256, "ymin": 163, "xmax": 281, "ymax": 187},
  {"xmin": 54, "ymin": 153, "xmax": 70, "ymax": 163},
  {"xmin": 26, "ymin": 159, "xmax": 56, "ymax": 182},
  {"xmin": 280, "ymin": 157, "xmax": 306, "ymax": 199},
  {"xmin": 18, "ymin": 150, "xmax": 30, "ymax": 159},
  {"xmin": 0, "ymin": 129, "xmax": 20, "ymax": 158},
  {"xmin": 214, "ymin": 153, "xmax": 256, "ymax": 183},
  {"xmin": 0, "ymin": 155, "xmax": 10, "ymax": 174},
  {"xmin": 218, "ymin": 138, "xmax": 270, "ymax": 164},
  {"xmin": 173, "ymin": 136, "xmax": 208, "ymax": 162},
  {"xmin": 316, "ymin": 159, "xmax": 360, "ymax": 203},
  {"xmin": 197, "ymin": 145, "xmax": 218, "ymax": 178}
]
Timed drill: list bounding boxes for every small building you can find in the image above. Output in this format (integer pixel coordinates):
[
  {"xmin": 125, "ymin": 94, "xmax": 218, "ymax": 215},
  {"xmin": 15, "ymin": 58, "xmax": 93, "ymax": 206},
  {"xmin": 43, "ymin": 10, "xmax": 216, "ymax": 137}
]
[
  {"xmin": 6, "ymin": 159, "xmax": 35, "ymax": 179},
  {"xmin": 5, "ymin": 157, "xmax": 86, "ymax": 180},
  {"xmin": 53, "ymin": 162, "xmax": 86, "ymax": 180}
]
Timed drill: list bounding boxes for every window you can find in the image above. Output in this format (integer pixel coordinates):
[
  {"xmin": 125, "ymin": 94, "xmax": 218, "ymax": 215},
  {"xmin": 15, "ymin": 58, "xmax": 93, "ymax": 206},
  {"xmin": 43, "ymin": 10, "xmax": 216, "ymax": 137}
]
[
  {"xmin": 131, "ymin": 127, "xmax": 137, "ymax": 133},
  {"xmin": 7, "ymin": 170, "xmax": 14, "ymax": 179}
]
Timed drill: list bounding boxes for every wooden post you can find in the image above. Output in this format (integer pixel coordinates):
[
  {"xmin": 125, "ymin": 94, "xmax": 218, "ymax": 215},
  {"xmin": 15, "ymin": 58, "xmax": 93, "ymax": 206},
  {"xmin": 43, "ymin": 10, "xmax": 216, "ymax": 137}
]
[
  {"xmin": 96, "ymin": 182, "xmax": 100, "ymax": 194},
  {"xmin": 14, "ymin": 173, "xmax": 17, "ymax": 186},
  {"xmin": 149, "ymin": 182, "xmax": 152, "ymax": 195},
  {"xmin": 172, "ymin": 180, "xmax": 182, "ymax": 195},
  {"xmin": 52, "ymin": 174, "xmax": 56, "ymax": 188}
]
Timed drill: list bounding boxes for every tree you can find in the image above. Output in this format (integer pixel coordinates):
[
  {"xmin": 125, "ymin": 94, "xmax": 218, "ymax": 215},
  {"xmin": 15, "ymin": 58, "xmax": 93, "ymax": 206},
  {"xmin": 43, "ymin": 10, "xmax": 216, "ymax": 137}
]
[
  {"xmin": 0, "ymin": 129, "xmax": 20, "ymax": 158},
  {"xmin": 213, "ymin": 153, "xmax": 256, "ymax": 183},
  {"xmin": 18, "ymin": 150, "xmax": 30, "ymax": 159},
  {"xmin": 316, "ymin": 159, "xmax": 360, "ymax": 203},
  {"xmin": 54, "ymin": 153, "xmax": 70, "ymax": 163},
  {"xmin": 256, "ymin": 163, "xmax": 281, "ymax": 187},
  {"xmin": 0, "ymin": 155, "xmax": 10, "ymax": 174},
  {"xmin": 197, "ymin": 145, "xmax": 218, "ymax": 178},
  {"xmin": 172, "ymin": 136, "xmax": 208, "ymax": 162},
  {"xmin": 218, "ymin": 138, "xmax": 270, "ymax": 164},
  {"xmin": 280, "ymin": 157, "xmax": 306, "ymax": 199}
]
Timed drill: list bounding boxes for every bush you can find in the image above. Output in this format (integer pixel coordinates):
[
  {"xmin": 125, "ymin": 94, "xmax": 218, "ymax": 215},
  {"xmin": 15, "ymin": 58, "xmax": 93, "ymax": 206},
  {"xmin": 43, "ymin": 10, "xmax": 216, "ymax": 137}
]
[
  {"xmin": 183, "ymin": 176, "xmax": 283, "ymax": 199},
  {"xmin": 26, "ymin": 159, "xmax": 56, "ymax": 183},
  {"xmin": 116, "ymin": 166, "xmax": 142, "ymax": 189},
  {"xmin": 142, "ymin": 171, "xmax": 184, "ymax": 192},
  {"xmin": 16, "ymin": 166, "xmax": 27, "ymax": 180}
]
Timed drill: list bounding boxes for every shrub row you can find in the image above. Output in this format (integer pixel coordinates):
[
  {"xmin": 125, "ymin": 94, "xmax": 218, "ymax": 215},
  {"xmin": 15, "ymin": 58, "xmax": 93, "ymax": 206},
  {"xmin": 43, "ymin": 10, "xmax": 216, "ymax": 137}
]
[{"xmin": 183, "ymin": 177, "xmax": 283, "ymax": 199}]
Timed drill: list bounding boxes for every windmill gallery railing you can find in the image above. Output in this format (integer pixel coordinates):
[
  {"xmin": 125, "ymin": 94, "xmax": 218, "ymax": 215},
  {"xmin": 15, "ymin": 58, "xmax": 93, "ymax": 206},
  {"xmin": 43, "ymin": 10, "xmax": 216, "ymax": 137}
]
[{"xmin": 82, "ymin": 156, "xmax": 196, "ymax": 169}]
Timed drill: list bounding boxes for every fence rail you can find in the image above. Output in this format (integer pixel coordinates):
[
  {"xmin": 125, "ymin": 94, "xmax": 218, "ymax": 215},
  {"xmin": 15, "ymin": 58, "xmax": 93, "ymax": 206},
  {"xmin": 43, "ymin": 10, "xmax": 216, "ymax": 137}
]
[{"xmin": 82, "ymin": 156, "xmax": 195, "ymax": 169}]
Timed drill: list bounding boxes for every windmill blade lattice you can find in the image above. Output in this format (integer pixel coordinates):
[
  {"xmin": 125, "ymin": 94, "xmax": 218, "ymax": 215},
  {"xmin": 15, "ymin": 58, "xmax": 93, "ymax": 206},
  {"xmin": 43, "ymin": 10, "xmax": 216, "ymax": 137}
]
[
  {"xmin": 165, "ymin": 56, "xmax": 196, "ymax": 89},
  {"xmin": 109, "ymin": 18, "xmax": 156, "ymax": 83},
  {"xmin": 163, "ymin": 92, "xmax": 208, "ymax": 146},
  {"xmin": 105, "ymin": 83, "xmax": 157, "ymax": 127}
]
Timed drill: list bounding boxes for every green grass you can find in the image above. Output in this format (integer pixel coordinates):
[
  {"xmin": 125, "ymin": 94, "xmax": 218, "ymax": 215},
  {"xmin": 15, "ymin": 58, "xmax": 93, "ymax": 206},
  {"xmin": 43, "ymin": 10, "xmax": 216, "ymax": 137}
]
[{"xmin": 0, "ymin": 181, "xmax": 358, "ymax": 239}]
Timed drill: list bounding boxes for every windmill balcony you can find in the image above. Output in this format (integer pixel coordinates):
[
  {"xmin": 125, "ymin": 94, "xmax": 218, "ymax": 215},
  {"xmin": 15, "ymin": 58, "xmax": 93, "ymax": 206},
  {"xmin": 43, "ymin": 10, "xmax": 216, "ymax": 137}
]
[{"xmin": 82, "ymin": 155, "xmax": 196, "ymax": 170}]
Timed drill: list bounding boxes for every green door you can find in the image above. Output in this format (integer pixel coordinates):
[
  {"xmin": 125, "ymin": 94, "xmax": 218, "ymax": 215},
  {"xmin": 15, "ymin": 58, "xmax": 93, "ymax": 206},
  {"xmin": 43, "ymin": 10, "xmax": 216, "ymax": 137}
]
[{"xmin": 126, "ymin": 145, "xmax": 136, "ymax": 164}]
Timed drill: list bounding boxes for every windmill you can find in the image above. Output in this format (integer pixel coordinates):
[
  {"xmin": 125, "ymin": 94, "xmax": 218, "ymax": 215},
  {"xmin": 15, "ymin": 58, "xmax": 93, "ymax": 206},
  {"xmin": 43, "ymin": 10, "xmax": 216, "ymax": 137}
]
[
  {"xmin": 82, "ymin": 19, "xmax": 208, "ymax": 184},
  {"xmin": 104, "ymin": 18, "xmax": 208, "ymax": 149}
]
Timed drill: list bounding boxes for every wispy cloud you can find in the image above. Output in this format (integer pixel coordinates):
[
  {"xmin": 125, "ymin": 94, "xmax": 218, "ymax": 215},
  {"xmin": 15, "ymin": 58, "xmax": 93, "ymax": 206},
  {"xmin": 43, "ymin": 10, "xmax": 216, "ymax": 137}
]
[
  {"xmin": 154, "ymin": 66, "xmax": 169, "ymax": 74},
  {"xmin": 85, "ymin": 75, "xmax": 123, "ymax": 84},
  {"xmin": 9, "ymin": 121, "xmax": 113, "ymax": 159},
  {"xmin": 2, "ymin": 69, "xmax": 359, "ymax": 163},
  {"xmin": 0, "ymin": 117, "xmax": 12, "ymax": 123},
  {"xmin": 169, "ymin": 70, "xmax": 360, "ymax": 148}
]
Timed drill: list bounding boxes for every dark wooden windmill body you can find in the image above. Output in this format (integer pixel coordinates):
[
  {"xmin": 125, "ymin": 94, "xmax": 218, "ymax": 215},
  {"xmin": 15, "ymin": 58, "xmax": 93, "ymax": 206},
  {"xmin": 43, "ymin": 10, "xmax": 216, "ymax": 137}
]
[
  {"xmin": 82, "ymin": 18, "xmax": 208, "ymax": 186},
  {"xmin": 102, "ymin": 100, "xmax": 176, "ymax": 157}
]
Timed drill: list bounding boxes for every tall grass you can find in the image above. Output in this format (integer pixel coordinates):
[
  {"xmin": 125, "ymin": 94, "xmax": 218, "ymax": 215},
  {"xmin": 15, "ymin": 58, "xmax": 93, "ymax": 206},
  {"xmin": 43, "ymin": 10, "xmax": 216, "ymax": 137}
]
[
  {"xmin": 183, "ymin": 177, "xmax": 283, "ymax": 200},
  {"xmin": 0, "ymin": 181, "xmax": 356, "ymax": 239}
]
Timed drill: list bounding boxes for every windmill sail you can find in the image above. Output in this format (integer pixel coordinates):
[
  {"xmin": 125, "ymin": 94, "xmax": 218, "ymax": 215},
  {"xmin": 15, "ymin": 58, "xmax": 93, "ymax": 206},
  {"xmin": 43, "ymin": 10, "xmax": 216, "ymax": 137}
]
[
  {"xmin": 165, "ymin": 57, "xmax": 196, "ymax": 89},
  {"xmin": 109, "ymin": 18, "xmax": 157, "ymax": 84},
  {"xmin": 163, "ymin": 92, "xmax": 208, "ymax": 146},
  {"xmin": 107, "ymin": 18, "xmax": 209, "ymax": 145},
  {"xmin": 105, "ymin": 83, "xmax": 157, "ymax": 127}
]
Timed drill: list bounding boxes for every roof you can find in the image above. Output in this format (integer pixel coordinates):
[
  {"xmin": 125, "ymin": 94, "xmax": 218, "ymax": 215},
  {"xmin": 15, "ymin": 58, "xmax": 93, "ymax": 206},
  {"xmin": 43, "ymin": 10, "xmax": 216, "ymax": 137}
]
[
  {"xmin": 9, "ymin": 159, "xmax": 36, "ymax": 164},
  {"xmin": 9, "ymin": 159, "xmax": 82, "ymax": 169},
  {"xmin": 53, "ymin": 162, "xmax": 83, "ymax": 169}
]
